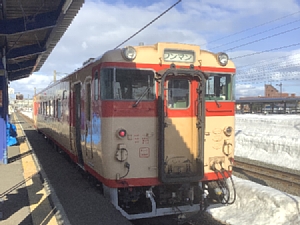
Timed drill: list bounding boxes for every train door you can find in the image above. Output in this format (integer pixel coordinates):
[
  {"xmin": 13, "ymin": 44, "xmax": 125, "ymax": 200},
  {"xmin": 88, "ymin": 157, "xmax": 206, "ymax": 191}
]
[
  {"xmin": 158, "ymin": 69, "xmax": 206, "ymax": 183},
  {"xmin": 74, "ymin": 83, "xmax": 84, "ymax": 166}
]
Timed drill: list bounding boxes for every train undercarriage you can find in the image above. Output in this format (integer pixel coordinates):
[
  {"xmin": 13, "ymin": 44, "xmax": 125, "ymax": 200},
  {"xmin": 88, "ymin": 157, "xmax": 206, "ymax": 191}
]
[{"xmin": 103, "ymin": 178, "xmax": 235, "ymax": 220}]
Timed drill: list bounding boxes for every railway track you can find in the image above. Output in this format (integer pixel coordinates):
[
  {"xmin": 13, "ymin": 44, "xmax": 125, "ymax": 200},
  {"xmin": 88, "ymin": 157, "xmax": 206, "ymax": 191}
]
[{"xmin": 233, "ymin": 156, "xmax": 300, "ymax": 196}]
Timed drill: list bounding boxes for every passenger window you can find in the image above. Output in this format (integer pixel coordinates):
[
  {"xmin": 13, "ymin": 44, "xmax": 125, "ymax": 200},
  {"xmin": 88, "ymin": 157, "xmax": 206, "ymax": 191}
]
[
  {"xmin": 94, "ymin": 71, "xmax": 99, "ymax": 100},
  {"xmin": 57, "ymin": 99, "xmax": 62, "ymax": 118},
  {"xmin": 86, "ymin": 83, "xmax": 91, "ymax": 121},
  {"xmin": 100, "ymin": 68, "xmax": 114, "ymax": 99}
]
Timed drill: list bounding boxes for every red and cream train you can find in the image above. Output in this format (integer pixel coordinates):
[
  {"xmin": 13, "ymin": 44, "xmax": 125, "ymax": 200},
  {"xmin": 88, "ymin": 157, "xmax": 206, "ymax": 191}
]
[{"xmin": 33, "ymin": 42, "xmax": 236, "ymax": 220}]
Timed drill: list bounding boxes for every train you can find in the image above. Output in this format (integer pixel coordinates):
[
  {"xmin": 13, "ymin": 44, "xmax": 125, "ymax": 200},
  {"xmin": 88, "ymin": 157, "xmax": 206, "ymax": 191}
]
[{"xmin": 33, "ymin": 42, "xmax": 236, "ymax": 220}]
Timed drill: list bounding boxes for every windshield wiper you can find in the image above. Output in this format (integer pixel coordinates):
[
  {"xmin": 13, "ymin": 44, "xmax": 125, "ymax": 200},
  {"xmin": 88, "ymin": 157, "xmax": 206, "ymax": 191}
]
[
  {"xmin": 132, "ymin": 87, "xmax": 150, "ymax": 107},
  {"xmin": 214, "ymin": 96, "xmax": 221, "ymax": 108}
]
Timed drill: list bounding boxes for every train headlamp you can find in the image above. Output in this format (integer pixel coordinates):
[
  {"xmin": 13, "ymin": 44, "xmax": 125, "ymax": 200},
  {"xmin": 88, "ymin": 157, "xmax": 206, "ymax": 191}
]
[
  {"xmin": 217, "ymin": 52, "xmax": 229, "ymax": 66},
  {"xmin": 224, "ymin": 126, "xmax": 233, "ymax": 136},
  {"xmin": 121, "ymin": 46, "xmax": 137, "ymax": 61}
]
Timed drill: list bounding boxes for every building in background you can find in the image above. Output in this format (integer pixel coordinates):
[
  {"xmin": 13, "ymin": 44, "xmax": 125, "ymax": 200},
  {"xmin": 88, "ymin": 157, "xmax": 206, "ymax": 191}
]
[
  {"xmin": 236, "ymin": 84, "xmax": 300, "ymax": 114},
  {"xmin": 264, "ymin": 84, "xmax": 297, "ymax": 98}
]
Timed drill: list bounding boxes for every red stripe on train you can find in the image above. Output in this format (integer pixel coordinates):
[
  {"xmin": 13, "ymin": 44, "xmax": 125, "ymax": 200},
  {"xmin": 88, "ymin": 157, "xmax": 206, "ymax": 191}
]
[
  {"xmin": 100, "ymin": 101, "xmax": 235, "ymax": 117},
  {"xmin": 99, "ymin": 62, "xmax": 236, "ymax": 74},
  {"xmin": 206, "ymin": 101, "xmax": 235, "ymax": 116}
]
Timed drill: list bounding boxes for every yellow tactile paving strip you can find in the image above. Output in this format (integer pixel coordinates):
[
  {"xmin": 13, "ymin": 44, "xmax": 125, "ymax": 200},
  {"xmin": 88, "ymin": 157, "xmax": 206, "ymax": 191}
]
[{"xmin": 15, "ymin": 117, "xmax": 58, "ymax": 225}]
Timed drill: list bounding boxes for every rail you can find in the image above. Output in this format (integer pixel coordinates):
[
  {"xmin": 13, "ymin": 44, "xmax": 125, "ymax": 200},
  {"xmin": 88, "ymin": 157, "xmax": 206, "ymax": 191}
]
[{"xmin": 233, "ymin": 156, "xmax": 300, "ymax": 196}]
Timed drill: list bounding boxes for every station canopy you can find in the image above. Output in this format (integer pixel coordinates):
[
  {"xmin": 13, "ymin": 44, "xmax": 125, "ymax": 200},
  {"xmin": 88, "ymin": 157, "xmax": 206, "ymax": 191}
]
[{"xmin": 0, "ymin": 0, "xmax": 84, "ymax": 81}]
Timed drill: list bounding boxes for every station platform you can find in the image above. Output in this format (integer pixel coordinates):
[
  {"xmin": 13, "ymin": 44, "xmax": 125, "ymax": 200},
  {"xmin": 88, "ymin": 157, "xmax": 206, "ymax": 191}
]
[{"xmin": 0, "ymin": 114, "xmax": 59, "ymax": 225}]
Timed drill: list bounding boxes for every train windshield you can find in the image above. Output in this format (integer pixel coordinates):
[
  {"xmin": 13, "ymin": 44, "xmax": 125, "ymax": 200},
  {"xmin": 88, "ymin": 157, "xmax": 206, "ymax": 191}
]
[
  {"xmin": 205, "ymin": 73, "xmax": 233, "ymax": 100},
  {"xmin": 100, "ymin": 68, "xmax": 155, "ymax": 100}
]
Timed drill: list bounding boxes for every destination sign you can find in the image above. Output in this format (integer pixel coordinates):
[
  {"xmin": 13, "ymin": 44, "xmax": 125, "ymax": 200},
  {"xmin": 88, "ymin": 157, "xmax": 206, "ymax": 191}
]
[{"xmin": 163, "ymin": 49, "xmax": 195, "ymax": 63}]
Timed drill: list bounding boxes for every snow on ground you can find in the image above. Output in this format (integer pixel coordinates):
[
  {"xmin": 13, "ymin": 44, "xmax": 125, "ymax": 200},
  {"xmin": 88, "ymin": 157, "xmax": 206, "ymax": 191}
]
[
  {"xmin": 210, "ymin": 114, "xmax": 300, "ymax": 225},
  {"xmin": 209, "ymin": 176, "xmax": 300, "ymax": 225},
  {"xmin": 235, "ymin": 114, "xmax": 300, "ymax": 171},
  {"xmin": 20, "ymin": 111, "xmax": 300, "ymax": 224}
]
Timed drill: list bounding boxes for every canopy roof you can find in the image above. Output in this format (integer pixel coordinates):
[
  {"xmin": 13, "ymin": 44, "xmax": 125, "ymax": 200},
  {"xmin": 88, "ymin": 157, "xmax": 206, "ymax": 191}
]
[{"xmin": 0, "ymin": 0, "xmax": 84, "ymax": 81}]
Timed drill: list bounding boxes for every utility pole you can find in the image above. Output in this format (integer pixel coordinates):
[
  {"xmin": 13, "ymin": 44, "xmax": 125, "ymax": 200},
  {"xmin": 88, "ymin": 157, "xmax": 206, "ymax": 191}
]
[
  {"xmin": 276, "ymin": 82, "xmax": 282, "ymax": 97},
  {"xmin": 54, "ymin": 70, "xmax": 56, "ymax": 82}
]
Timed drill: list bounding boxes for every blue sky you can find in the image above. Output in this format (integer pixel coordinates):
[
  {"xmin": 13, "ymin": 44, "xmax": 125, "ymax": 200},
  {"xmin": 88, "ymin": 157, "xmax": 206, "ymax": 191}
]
[{"xmin": 9, "ymin": 0, "xmax": 300, "ymax": 99}]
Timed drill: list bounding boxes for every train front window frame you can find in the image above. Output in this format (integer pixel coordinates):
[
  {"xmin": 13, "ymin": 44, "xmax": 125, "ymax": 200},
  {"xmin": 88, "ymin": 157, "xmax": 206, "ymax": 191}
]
[
  {"xmin": 205, "ymin": 73, "xmax": 233, "ymax": 101},
  {"xmin": 100, "ymin": 68, "xmax": 155, "ymax": 101},
  {"xmin": 167, "ymin": 79, "xmax": 190, "ymax": 109}
]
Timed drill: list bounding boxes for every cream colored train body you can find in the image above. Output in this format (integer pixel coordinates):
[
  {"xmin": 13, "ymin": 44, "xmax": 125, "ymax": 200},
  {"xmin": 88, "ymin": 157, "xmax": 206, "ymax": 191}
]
[{"xmin": 33, "ymin": 42, "xmax": 236, "ymax": 220}]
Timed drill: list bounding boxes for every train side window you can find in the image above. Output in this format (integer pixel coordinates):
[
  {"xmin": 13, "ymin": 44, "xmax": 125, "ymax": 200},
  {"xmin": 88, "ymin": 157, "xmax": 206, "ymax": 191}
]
[
  {"xmin": 44, "ymin": 102, "xmax": 48, "ymax": 115},
  {"xmin": 38, "ymin": 103, "xmax": 42, "ymax": 114},
  {"xmin": 100, "ymin": 68, "xmax": 114, "ymax": 99},
  {"xmin": 94, "ymin": 71, "xmax": 99, "ymax": 100},
  {"xmin": 53, "ymin": 99, "xmax": 56, "ymax": 118},
  {"xmin": 63, "ymin": 90, "xmax": 68, "ymax": 99},
  {"xmin": 86, "ymin": 83, "xmax": 91, "ymax": 121},
  {"xmin": 49, "ymin": 100, "xmax": 52, "ymax": 116},
  {"xmin": 57, "ymin": 99, "xmax": 62, "ymax": 118},
  {"xmin": 167, "ymin": 79, "xmax": 190, "ymax": 109}
]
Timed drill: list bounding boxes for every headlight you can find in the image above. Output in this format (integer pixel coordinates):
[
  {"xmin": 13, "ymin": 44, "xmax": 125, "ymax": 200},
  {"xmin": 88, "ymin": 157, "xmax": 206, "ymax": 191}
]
[
  {"xmin": 224, "ymin": 126, "xmax": 233, "ymax": 136},
  {"xmin": 121, "ymin": 46, "xmax": 137, "ymax": 61},
  {"xmin": 217, "ymin": 52, "xmax": 228, "ymax": 66}
]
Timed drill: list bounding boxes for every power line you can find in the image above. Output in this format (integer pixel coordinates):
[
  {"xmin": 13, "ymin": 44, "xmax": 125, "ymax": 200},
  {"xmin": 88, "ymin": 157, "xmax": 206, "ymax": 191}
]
[
  {"xmin": 236, "ymin": 62, "xmax": 300, "ymax": 84},
  {"xmin": 234, "ymin": 50, "xmax": 300, "ymax": 85},
  {"xmin": 114, "ymin": 0, "xmax": 182, "ymax": 49},
  {"xmin": 238, "ymin": 52, "xmax": 300, "ymax": 70},
  {"xmin": 236, "ymin": 54, "xmax": 293, "ymax": 69},
  {"xmin": 204, "ymin": 10, "xmax": 300, "ymax": 46},
  {"xmin": 230, "ymin": 42, "xmax": 300, "ymax": 60},
  {"xmin": 224, "ymin": 25, "xmax": 300, "ymax": 52},
  {"xmin": 210, "ymin": 18, "xmax": 300, "ymax": 51}
]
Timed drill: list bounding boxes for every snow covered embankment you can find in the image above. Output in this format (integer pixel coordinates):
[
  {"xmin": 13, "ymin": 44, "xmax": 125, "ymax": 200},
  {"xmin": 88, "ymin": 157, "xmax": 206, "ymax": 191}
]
[{"xmin": 235, "ymin": 114, "xmax": 300, "ymax": 171}]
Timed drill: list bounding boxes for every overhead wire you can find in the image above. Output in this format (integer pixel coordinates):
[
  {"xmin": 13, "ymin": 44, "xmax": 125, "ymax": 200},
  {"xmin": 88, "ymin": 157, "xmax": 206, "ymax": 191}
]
[
  {"xmin": 205, "ymin": 9, "xmax": 300, "ymax": 78},
  {"xmin": 224, "ymin": 25, "xmax": 300, "ymax": 52},
  {"xmin": 236, "ymin": 64, "xmax": 300, "ymax": 84},
  {"xmin": 237, "ymin": 55, "xmax": 300, "ymax": 72},
  {"xmin": 210, "ymin": 18, "xmax": 300, "ymax": 51},
  {"xmin": 203, "ymin": 10, "xmax": 300, "ymax": 46},
  {"xmin": 111, "ymin": 1, "xmax": 300, "ymax": 86},
  {"xmin": 114, "ymin": 0, "xmax": 182, "ymax": 49},
  {"xmin": 231, "ymin": 42, "xmax": 300, "ymax": 60}
]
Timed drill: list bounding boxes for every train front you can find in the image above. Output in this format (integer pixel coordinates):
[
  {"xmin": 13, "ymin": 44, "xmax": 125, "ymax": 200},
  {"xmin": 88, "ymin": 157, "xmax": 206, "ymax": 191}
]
[{"xmin": 98, "ymin": 42, "xmax": 235, "ymax": 219}]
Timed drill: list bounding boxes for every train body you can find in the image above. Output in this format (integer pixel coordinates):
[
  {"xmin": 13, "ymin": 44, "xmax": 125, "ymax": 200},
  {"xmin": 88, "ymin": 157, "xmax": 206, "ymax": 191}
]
[{"xmin": 33, "ymin": 42, "xmax": 235, "ymax": 220}]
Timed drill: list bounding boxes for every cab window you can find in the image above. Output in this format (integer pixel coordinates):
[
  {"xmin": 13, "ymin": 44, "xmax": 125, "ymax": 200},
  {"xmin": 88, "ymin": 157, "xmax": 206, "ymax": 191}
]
[
  {"xmin": 205, "ymin": 74, "xmax": 232, "ymax": 100},
  {"xmin": 100, "ymin": 68, "xmax": 155, "ymax": 101}
]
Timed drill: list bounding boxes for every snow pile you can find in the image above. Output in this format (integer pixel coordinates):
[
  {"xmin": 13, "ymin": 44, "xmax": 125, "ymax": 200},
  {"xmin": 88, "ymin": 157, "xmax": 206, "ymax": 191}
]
[
  {"xmin": 209, "ymin": 176, "xmax": 300, "ymax": 225},
  {"xmin": 209, "ymin": 114, "xmax": 300, "ymax": 225},
  {"xmin": 235, "ymin": 114, "xmax": 300, "ymax": 171}
]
